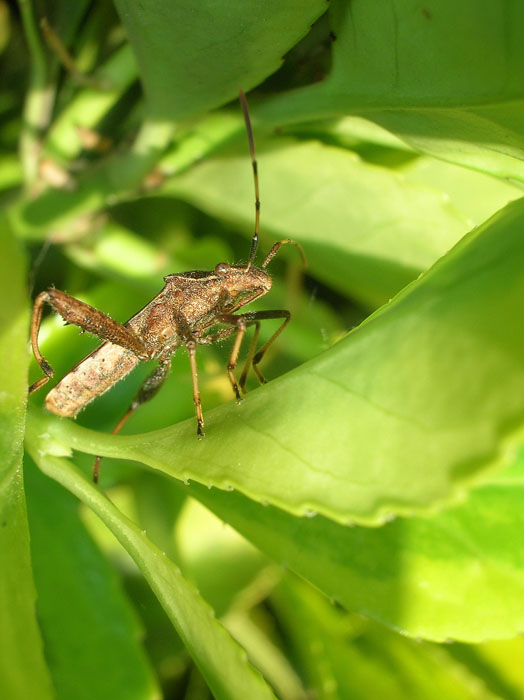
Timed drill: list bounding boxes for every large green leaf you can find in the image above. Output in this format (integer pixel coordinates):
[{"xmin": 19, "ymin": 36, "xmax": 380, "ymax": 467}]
[
  {"xmin": 397, "ymin": 155, "xmax": 522, "ymax": 227},
  {"xmin": 0, "ymin": 219, "xmax": 53, "ymax": 699},
  {"xmin": 181, "ymin": 451, "xmax": 524, "ymax": 642},
  {"xmin": 174, "ymin": 497, "xmax": 268, "ymax": 618},
  {"xmin": 25, "ymin": 460, "xmax": 159, "ymax": 700},
  {"xmin": 26, "ymin": 450, "xmax": 277, "ymax": 700},
  {"xmin": 258, "ymin": 0, "xmax": 524, "ymax": 181},
  {"xmin": 113, "ymin": 0, "xmax": 329, "ymax": 119},
  {"xmin": 452, "ymin": 635, "xmax": 524, "ymax": 698},
  {"xmin": 272, "ymin": 576, "xmax": 486, "ymax": 699},
  {"xmin": 29, "ymin": 197, "xmax": 524, "ymax": 525}
]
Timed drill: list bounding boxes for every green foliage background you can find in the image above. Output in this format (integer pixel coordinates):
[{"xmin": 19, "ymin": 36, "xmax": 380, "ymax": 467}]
[{"xmin": 2, "ymin": 0, "xmax": 524, "ymax": 698}]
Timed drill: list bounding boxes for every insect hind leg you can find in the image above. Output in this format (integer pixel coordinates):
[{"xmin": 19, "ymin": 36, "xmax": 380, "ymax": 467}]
[
  {"xmin": 93, "ymin": 358, "xmax": 171, "ymax": 483},
  {"xmin": 29, "ymin": 288, "xmax": 150, "ymax": 396},
  {"xmin": 29, "ymin": 291, "xmax": 55, "ymax": 394},
  {"xmin": 239, "ymin": 321, "xmax": 261, "ymax": 392}
]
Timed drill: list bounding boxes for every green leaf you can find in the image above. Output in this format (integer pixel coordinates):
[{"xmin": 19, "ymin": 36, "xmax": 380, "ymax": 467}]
[
  {"xmin": 258, "ymin": 0, "xmax": 524, "ymax": 181},
  {"xmin": 0, "ymin": 218, "xmax": 54, "ymax": 699},
  {"xmin": 132, "ymin": 473, "xmax": 187, "ymax": 562},
  {"xmin": 452, "ymin": 636, "xmax": 524, "ymax": 698},
  {"xmin": 25, "ymin": 459, "xmax": 159, "ymax": 700},
  {"xmin": 181, "ymin": 455, "xmax": 524, "ymax": 642},
  {"xmin": 175, "ymin": 497, "xmax": 268, "ymax": 617},
  {"xmin": 27, "ymin": 450, "xmax": 277, "ymax": 700},
  {"xmin": 397, "ymin": 156, "xmax": 522, "ymax": 228},
  {"xmin": 113, "ymin": 0, "xmax": 330, "ymax": 119},
  {"xmin": 272, "ymin": 576, "xmax": 486, "ymax": 699},
  {"xmin": 32, "ymin": 198, "xmax": 524, "ymax": 525},
  {"xmin": 161, "ymin": 136, "xmax": 470, "ymax": 306},
  {"xmin": 223, "ymin": 608, "xmax": 307, "ymax": 700},
  {"xmin": 11, "ymin": 2, "xmax": 330, "ymax": 241},
  {"xmin": 0, "ymin": 153, "xmax": 23, "ymax": 192}
]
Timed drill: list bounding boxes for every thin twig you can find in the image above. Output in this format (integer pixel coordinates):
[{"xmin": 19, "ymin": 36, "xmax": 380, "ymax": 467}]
[{"xmin": 40, "ymin": 17, "xmax": 111, "ymax": 91}]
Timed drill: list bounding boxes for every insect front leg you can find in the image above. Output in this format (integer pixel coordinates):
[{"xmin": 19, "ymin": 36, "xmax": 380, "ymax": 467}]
[
  {"xmin": 212, "ymin": 310, "xmax": 291, "ymax": 399},
  {"xmin": 196, "ymin": 323, "xmax": 247, "ymax": 402},
  {"xmin": 222, "ymin": 317, "xmax": 248, "ymax": 403},
  {"xmin": 93, "ymin": 357, "xmax": 172, "ymax": 483},
  {"xmin": 239, "ymin": 321, "xmax": 261, "ymax": 392},
  {"xmin": 29, "ymin": 288, "xmax": 150, "ymax": 395},
  {"xmin": 245, "ymin": 310, "xmax": 291, "ymax": 385}
]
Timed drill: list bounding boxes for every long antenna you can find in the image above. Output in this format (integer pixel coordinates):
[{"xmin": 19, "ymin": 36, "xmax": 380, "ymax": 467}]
[
  {"xmin": 239, "ymin": 89, "xmax": 259, "ymax": 270},
  {"xmin": 262, "ymin": 238, "xmax": 307, "ymax": 269}
]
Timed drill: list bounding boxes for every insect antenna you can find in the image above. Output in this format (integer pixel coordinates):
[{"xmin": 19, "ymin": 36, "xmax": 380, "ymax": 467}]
[
  {"xmin": 262, "ymin": 238, "xmax": 307, "ymax": 269},
  {"xmin": 239, "ymin": 89, "xmax": 260, "ymax": 271},
  {"xmin": 239, "ymin": 91, "xmax": 306, "ymax": 272}
]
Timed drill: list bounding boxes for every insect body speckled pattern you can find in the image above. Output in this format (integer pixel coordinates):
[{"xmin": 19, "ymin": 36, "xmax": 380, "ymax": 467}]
[{"xmin": 29, "ymin": 90, "xmax": 305, "ymax": 483}]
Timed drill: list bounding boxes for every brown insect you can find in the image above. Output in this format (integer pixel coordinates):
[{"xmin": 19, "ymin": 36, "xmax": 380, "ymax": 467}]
[{"xmin": 29, "ymin": 90, "xmax": 305, "ymax": 483}]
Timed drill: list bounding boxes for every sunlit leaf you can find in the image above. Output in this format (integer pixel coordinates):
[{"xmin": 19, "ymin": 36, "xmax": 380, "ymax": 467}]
[
  {"xmin": 182, "ymin": 451, "xmax": 524, "ymax": 641},
  {"xmin": 273, "ymin": 575, "xmax": 486, "ymax": 699},
  {"xmin": 114, "ymin": 0, "xmax": 330, "ymax": 119},
  {"xmin": 32, "ymin": 198, "xmax": 524, "ymax": 525},
  {"xmin": 258, "ymin": 0, "xmax": 524, "ymax": 181}
]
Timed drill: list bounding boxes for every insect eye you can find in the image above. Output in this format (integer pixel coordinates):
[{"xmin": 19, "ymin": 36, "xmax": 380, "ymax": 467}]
[{"xmin": 215, "ymin": 262, "xmax": 230, "ymax": 276}]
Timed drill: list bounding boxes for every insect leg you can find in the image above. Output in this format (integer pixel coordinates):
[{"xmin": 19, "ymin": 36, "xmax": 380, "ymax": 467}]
[
  {"xmin": 197, "ymin": 324, "xmax": 251, "ymax": 400},
  {"xmin": 186, "ymin": 341, "xmax": 205, "ymax": 439},
  {"xmin": 214, "ymin": 310, "xmax": 290, "ymax": 396},
  {"xmin": 205, "ymin": 315, "xmax": 249, "ymax": 402},
  {"xmin": 227, "ymin": 318, "xmax": 247, "ymax": 402},
  {"xmin": 239, "ymin": 321, "xmax": 261, "ymax": 392},
  {"xmin": 29, "ymin": 288, "xmax": 149, "ymax": 395},
  {"xmin": 197, "ymin": 325, "xmax": 247, "ymax": 399},
  {"xmin": 29, "ymin": 292, "xmax": 56, "ymax": 394},
  {"xmin": 93, "ymin": 358, "xmax": 171, "ymax": 483},
  {"xmin": 248, "ymin": 310, "xmax": 291, "ymax": 384}
]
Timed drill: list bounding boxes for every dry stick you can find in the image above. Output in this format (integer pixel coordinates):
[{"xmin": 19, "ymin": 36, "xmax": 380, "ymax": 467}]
[{"xmin": 40, "ymin": 17, "xmax": 111, "ymax": 91}]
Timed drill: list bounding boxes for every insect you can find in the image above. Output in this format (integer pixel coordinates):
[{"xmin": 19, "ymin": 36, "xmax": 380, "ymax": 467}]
[{"xmin": 29, "ymin": 90, "xmax": 305, "ymax": 483}]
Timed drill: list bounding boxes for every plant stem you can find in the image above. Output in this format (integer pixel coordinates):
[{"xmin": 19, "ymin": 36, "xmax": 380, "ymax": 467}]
[{"xmin": 18, "ymin": 0, "xmax": 52, "ymax": 188}]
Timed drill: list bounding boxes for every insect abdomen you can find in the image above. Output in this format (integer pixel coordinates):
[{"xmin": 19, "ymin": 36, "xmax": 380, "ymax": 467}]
[{"xmin": 45, "ymin": 342, "xmax": 140, "ymax": 417}]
